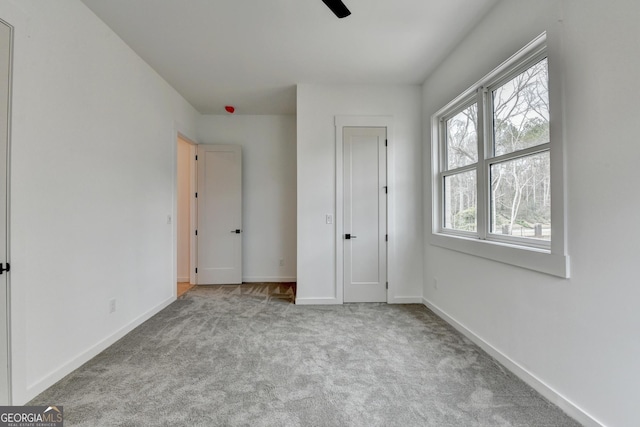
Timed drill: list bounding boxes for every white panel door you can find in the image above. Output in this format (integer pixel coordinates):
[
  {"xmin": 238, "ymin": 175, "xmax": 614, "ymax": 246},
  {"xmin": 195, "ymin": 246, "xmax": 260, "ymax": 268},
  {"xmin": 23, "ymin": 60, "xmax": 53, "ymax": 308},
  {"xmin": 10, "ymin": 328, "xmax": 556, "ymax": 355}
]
[
  {"xmin": 0, "ymin": 19, "xmax": 11, "ymax": 404},
  {"xmin": 343, "ymin": 127, "xmax": 387, "ymax": 303},
  {"xmin": 197, "ymin": 145, "xmax": 242, "ymax": 284}
]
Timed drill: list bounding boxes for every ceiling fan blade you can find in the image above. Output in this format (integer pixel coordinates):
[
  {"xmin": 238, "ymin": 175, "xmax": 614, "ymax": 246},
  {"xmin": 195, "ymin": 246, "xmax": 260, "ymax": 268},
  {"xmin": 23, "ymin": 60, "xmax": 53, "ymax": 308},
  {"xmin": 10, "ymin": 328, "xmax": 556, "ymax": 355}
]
[{"xmin": 322, "ymin": 0, "xmax": 351, "ymax": 18}]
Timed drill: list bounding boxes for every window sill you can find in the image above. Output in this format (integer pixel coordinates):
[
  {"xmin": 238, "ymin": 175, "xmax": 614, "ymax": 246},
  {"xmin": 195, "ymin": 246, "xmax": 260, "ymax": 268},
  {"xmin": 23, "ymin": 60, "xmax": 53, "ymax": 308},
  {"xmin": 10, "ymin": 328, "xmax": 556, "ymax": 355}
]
[{"xmin": 430, "ymin": 233, "xmax": 570, "ymax": 278}]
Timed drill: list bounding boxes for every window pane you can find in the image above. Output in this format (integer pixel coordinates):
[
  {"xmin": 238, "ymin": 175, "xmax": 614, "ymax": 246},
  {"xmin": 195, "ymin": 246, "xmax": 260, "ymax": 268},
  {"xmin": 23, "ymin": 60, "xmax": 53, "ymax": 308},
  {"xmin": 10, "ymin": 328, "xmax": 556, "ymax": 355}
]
[
  {"xmin": 444, "ymin": 170, "xmax": 476, "ymax": 232},
  {"xmin": 446, "ymin": 103, "xmax": 478, "ymax": 169},
  {"xmin": 490, "ymin": 151, "xmax": 550, "ymax": 240},
  {"xmin": 493, "ymin": 58, "xmax": 549, "ymax": 156}
]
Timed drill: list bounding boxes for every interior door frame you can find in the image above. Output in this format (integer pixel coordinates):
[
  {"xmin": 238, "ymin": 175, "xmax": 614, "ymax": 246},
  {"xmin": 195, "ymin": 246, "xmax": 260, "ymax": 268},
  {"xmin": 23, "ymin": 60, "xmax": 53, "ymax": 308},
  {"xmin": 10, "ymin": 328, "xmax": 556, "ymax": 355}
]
[
  {"xmin": 173, "ymin": 130, "xmax": 199, "ymax": 295},
  {"xmin": 0, "ymin": 17, "xmax": 13, "ymax": 404},
  {"xmin": 335, "ymin": 116, "xmax": 394, "ymax": 304}
]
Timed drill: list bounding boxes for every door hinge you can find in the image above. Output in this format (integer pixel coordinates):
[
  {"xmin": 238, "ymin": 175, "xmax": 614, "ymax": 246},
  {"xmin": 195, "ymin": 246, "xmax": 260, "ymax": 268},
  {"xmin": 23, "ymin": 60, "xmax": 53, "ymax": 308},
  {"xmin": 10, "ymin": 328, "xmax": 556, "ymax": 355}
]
[
  {"xmin": 195, "ymin": 192, "xmax": 198, "ymax": 198},
  {"xmin": 195, "ymin": 267, "xmax": 198, "ymax": 274},
  {"xmin": 385, "ymin": 234, "xmax": 388, "ymax": 242},
  {"xmin": 195, "ymin": 155, "xmax": 198, "ymax": 161},
  {"xmin": 383, "ymin": 186, "xmax": 387, "ymax": 194},
  {"xmin": 0, "ymin": 263, "xmax": 9, "ymax": 275},
  {"xmin": 386, "ymin": 282, "xmax": 388, "ymax": 289},
  {"xmin": 385, "ymin": 139, "xmax": 388, "ymax": 147},
  {"xmin": 195, "ymin": 230, "xmax": 198, "ymax": 236}
]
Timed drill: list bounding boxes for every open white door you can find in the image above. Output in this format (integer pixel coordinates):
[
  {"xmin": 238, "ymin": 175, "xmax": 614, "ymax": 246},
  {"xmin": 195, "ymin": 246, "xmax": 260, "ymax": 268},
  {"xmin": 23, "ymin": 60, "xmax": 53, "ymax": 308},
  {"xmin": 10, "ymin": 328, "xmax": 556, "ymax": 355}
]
[
  {"xmin": 0, "ymin": 19, "xmax": 12, "ymax": 404},
  {"xmin": 343, "ymin": 127, "xmax": 387, "ymax": 303},
  {"xmin": 196, "ymin": 145, "xmax": 242, "ymax": 284}
]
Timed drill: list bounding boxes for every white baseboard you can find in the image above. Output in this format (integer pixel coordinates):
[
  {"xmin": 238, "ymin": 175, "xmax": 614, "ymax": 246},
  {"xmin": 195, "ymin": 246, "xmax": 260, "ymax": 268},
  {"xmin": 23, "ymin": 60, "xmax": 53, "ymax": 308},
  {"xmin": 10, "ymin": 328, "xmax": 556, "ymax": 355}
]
[
  {"xmin": 295, "ymin": 297, "xmax": 340, "ymax": 305},
  {"xmin": 297, "ymin": 296, "xmax": 422, "ymax": 305},
  {"xmin": 389, "ymin": 296, "xmax": 423, "ymax": 304},
  {"xmin": 242, "ymin": 276, "xmax": 296, "ymax": 283},
  {"xmin": 22, "ymin": 296, "xmax": 175, "ymax": 405},
  {"xmin": 422, "ymin": 298, "xmax": 604, "ymax": 427}
]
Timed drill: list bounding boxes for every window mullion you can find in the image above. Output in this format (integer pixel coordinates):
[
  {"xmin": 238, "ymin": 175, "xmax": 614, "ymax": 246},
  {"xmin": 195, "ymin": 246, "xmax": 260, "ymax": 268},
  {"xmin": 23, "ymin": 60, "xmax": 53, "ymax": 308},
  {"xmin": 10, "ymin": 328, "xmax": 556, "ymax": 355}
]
[
  {"xmin": 476, "ymin": 87, "xmax": 488, "ymax": 240},
  {"xmin": 442, "ymin": 163, "xmax": 477, "ymax": 177},
  {"xmin": 438, "ymin": 172, "xmax": 443, "ymax": 232},
  {"xmin": 490, "ymin": 143, "xmax": 551, "ymax": 164},
  {"xmin": 439, "ymin": 118, "xmax": 447, "ymax": 173}
]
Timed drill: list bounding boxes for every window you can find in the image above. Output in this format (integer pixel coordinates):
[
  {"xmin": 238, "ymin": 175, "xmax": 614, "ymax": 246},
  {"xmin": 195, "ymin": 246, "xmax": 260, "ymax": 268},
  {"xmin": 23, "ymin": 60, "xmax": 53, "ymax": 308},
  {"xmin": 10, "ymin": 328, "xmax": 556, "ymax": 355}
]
[
  {"xmin": 431, "ymin": 33, "xmax": 569, "ymax": 277},
  {"xmin": 443, "ymin": 103, "xmax": 478, "ymax": 233},
  {"xmin": 488, "ymin": 56, "xmax": 550, "ymax": 246}
]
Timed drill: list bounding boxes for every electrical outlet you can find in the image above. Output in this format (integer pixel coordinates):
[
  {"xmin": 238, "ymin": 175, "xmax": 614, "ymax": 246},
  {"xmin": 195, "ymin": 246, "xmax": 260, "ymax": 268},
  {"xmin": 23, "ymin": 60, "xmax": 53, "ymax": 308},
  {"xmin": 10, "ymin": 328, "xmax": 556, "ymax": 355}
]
[
  {"xmin": 109, "ymin": 298, "xmax": 116, "ymax": 313},
  {"xmin": 433, "ymin": 277, "xmax": 438, "ymax": 290},
  {"xmin": 326, "ymin": 214, "xmax": 333, "ymax": 224},
  {"xmin": 279, "ymin": 258, "xmax": 284, "ymax": 267}
]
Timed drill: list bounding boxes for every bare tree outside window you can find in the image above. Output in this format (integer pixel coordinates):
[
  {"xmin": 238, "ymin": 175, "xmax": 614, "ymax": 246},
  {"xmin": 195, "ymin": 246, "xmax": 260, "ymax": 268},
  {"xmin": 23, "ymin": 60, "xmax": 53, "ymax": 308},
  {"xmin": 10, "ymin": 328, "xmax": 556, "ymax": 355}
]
[
  {"xmin": 444, "ymin": 104, "xmax": 477, "ymax": 232},
  {"xmin": 446, "ymin": 104, "xmax": 478, "ymax": 169},
  {"xmin": 444, "ymin": 170, "xmax": 477, "ymax": 232}
]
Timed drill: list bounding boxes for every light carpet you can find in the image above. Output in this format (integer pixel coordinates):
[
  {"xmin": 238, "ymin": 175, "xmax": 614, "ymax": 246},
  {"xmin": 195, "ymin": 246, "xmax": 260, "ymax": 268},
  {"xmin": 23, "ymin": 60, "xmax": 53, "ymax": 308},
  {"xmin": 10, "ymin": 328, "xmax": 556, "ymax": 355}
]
[{"xmin": 30, "ymin": 284, "xmax": 580, "ymax": 426}]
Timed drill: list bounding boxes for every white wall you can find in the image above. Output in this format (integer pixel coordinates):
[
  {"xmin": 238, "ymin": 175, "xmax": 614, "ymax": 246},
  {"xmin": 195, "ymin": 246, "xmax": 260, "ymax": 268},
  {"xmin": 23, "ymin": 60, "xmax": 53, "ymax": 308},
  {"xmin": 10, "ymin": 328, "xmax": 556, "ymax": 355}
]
[
  {"xmin": 0, "ymin": 0, "xmax": 199, "ymax": 404},
  {"xmin": 176, "ymin": 137, "xmax": 192, "ymax": 282},
  {"xmin": 197, "ymin": 115, "xmax": 297, "ymax": 282},
  {"xmin": 422, "ymin": 1, "xmax": 640, "ymax": 426},
  {"xmin": 297, "ymin": 84, "xmax": 423, "ymax": 304}
]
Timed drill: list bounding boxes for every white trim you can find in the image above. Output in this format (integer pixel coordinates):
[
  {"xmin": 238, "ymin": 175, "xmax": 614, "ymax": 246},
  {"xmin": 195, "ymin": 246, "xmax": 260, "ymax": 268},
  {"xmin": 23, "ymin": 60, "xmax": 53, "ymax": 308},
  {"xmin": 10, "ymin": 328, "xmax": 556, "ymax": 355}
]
[
  {"xmin": 172, "ymin": 125, "xmax": 199, "ymax": 296},
  {"xmin": 242, "ymin": 276, "xmax": 297, "ymax": 283},
  {"xmin": 295, "ymin": 297, "xmax": 339, "ymax": 305},
  {"xmin": 177, "ymin": 276, "xmax": 189, "ymax": 283},
  {"xmin": 546, "ymin": 29, "xmax": 568, "ymax": 258},
  {"xmin": 431, "ymin": 233, "xmax": 569, "ymax": 278},
  {"xmin": 189, "ymin": 142, "xmax": 197, "ymax": 286},
  {"xmin": 21, "ymin": 296, "xmax": 175, "ymax": 405},
  {"xmin": 422, "ymin": 298, "xmax": 604, "ymax": 427},
  {"xmin": 335, "ymin": 116, "xmax": 394, "ymax": 304},
  {"xmin": 0, "ymin": 18, "xmax": 13, "ymax": 405},
  {"xmin": 388, "ymin": 296, "xmax": 423, "ymax": 304}
]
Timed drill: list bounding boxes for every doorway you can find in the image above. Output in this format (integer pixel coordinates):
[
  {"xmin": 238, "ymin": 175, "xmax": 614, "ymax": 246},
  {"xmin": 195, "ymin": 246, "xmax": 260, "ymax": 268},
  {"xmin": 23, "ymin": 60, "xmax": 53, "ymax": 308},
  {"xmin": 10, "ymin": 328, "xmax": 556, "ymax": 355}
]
[
  {"xmin": 176, "ymin": 135, "xmax": 196, "ymax": 296},
  {"xmin": 0, "ymin": 18, "xmax": 12, "ymax": 404}
]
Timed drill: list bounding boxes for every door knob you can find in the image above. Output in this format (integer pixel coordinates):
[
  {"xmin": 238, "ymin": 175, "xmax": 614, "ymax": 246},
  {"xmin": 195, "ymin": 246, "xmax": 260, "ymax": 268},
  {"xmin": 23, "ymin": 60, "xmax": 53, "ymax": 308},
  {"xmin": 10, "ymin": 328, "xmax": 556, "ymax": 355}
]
[
  {"xmin": 0, "ymin": 263, "xmax": 9, "ymax": 275},
  {"xmin": 230, "ymin": 229, "xmax": 242, "ymax": 234},
  {"xmin": 345, "ymin": 234, "xmax": 357, "ymax": 239}
]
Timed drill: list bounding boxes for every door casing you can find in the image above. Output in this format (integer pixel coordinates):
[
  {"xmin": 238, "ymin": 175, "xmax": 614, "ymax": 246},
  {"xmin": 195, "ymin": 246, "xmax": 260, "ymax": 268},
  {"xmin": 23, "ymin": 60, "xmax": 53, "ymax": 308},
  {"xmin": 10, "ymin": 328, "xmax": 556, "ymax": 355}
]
[
  {"xmin": 176, "ymin": 134, "xmax": 198, "ymax": 287},
  {"xmin": 0, "ymin": 17, "xmax": 13, "ymax": 404}
]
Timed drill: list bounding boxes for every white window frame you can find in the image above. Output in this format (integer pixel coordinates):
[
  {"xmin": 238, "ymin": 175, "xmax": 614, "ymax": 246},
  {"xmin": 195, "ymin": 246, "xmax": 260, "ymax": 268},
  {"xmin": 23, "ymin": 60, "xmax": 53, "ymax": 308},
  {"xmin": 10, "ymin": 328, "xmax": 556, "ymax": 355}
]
[
  {"xmin": 431, "ymin": 33, "xmax": 570, "ymax": 278},
  {"xmin": 439, "ymin": 98, "xmax": 479, "ymax": 238}
]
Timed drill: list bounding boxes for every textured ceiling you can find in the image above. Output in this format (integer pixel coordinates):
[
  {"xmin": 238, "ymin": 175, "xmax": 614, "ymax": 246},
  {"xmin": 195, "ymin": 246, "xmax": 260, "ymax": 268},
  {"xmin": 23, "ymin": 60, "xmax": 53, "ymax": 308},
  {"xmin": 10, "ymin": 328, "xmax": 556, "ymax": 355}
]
[{"xmin": 80, "ymin": 0, "xmax": 498, "ymax": 114}]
